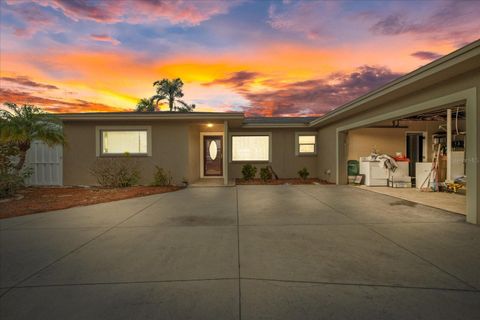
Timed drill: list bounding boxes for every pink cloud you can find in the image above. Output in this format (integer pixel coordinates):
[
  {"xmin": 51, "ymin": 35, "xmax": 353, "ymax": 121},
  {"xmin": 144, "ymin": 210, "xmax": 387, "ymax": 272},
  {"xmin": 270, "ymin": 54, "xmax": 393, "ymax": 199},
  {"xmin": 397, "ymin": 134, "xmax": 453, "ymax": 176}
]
[
  {"xmin": 22, "ymin": 0, "xmax": 241, "ymax": 25},
  {"xmin": 90, "ymin": 34, "xmax": 120, "ymax": 46},
  {"xmin": 368, "ymin": 1, "xmax": 480, "ymax": 46},
  {"xmin": 3, "ymin": 2, "xmax": 55, "ymax": 37},
  {"xmin": 268, "ymin": 1, "xmax": 338, "ymax": 40}
]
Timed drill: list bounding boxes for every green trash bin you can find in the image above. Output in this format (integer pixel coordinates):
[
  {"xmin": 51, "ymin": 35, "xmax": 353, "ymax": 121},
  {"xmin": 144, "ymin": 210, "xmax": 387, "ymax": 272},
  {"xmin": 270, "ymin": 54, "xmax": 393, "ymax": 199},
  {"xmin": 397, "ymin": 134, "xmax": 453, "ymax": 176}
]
[{"xmin": 347, "ymin": 160, "xmax": 359, "ymax": 176}]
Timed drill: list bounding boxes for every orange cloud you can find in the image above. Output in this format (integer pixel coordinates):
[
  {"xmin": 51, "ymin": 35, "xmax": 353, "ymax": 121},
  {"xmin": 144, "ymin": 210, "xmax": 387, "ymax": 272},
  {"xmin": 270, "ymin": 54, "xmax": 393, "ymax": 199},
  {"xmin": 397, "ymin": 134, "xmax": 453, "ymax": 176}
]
[{"xmin": 0, "ymin": 88, "xmax": 125, "ymax": 113}]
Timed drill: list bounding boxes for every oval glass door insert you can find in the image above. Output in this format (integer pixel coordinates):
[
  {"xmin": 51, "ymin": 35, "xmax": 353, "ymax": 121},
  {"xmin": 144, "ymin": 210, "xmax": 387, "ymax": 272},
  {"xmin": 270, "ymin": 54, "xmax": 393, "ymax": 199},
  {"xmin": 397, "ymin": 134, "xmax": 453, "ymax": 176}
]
[{"xmin": 209, "ymin": 140, "xmax": 218, "ymax": 160}]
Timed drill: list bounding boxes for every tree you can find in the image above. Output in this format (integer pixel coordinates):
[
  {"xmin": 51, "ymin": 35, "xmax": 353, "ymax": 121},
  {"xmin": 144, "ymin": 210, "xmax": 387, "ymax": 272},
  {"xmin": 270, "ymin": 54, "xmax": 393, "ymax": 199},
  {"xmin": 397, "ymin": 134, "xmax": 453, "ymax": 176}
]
[
  {"xmin": 0, "ymin": 103, "xmax": 65, "ymax": 173},
  {"xmin": 150, "ymin": 78, "xmax": 195, "ymax": 112},
  {"xmin": 135, "ymin": 97, "xmax": 156, "ymax": 112}
]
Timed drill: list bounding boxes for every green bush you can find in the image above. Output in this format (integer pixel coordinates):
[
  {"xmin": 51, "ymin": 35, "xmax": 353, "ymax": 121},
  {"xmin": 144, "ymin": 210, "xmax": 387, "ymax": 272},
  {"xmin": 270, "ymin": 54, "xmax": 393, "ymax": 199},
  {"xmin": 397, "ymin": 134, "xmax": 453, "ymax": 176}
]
[
  {"xmin": 241, "ymin": 164, "xmax": 257, "ymax": 181},
  {"xmin": 260, "ymin": 166, "xmax": 272, "ymax": 182},
  {"xmin": 153, "ymin": 166, "xmax": 173, "ymax": 186},
  {"xmin": 0, "ymin": 173, "xmax": 24, "ymax": 198},
  {"xmin": 90, "ymin": 156, "xmax": 140, "ymax": 187},
  {"xmin": 0, "ymin": 143, "xmax": 30, "ymax": 198},
  {"xmin": 298, "ymin": 167, "xmax": 310, "ymax": 180}
]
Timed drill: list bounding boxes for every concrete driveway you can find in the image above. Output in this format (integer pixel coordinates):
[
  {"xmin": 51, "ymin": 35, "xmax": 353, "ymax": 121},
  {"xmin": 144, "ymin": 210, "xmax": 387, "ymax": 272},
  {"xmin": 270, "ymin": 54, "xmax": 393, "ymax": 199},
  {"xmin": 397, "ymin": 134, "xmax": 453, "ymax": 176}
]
[{"xmin": 1, "ymin": 185, "xmax": 479, "ymax": 319}]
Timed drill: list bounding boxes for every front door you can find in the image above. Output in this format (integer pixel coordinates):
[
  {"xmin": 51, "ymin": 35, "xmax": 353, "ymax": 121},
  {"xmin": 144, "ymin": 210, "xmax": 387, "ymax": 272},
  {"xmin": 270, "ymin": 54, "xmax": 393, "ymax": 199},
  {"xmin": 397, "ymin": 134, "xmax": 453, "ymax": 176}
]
[{"xmin": 204, "ymin": 135, "xmax": 223, "ymax": 176}]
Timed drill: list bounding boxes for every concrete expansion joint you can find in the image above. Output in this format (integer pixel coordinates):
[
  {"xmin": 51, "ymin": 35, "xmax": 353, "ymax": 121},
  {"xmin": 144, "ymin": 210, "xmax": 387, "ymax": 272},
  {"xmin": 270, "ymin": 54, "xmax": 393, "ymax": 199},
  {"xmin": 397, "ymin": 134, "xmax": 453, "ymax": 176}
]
[
  {"xmin": 295, "ymin": 188, "xmax": 478, "ymax": 292},
  {"xmin": 0, "ymin": 196, "xmax": 167, "ymax": 299}
]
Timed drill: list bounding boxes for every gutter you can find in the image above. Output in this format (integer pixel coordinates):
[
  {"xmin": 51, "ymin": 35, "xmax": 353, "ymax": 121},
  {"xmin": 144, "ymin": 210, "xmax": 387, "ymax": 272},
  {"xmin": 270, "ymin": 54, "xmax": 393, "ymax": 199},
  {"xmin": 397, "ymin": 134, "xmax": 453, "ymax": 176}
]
[
  {"xmin": 241, "ymin": 123, "xmax": 311, "ymax": 128},
  {"xmin": 58, "ymin": 112, "xmax": 245, "ymax": 121}
]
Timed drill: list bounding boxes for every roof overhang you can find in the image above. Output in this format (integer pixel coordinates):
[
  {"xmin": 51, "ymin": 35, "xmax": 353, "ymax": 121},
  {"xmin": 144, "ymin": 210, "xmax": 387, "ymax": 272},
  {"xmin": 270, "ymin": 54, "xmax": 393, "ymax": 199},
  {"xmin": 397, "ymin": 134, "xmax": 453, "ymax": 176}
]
[
  {"xmin": 58, "ymin": 112, "xmax": 245, "ymax": 122},
  {"xmin": 241, "ymin": 123, "xmax": 311, "ymax": 128}
]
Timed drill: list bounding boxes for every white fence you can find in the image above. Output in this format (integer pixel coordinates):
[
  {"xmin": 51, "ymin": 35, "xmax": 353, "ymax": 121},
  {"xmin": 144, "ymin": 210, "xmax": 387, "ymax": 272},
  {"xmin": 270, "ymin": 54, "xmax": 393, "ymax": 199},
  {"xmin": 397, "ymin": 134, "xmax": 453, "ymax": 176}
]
[{"xmin": 25, "ymin": 141, "xmax": 63, "ymax": 186}]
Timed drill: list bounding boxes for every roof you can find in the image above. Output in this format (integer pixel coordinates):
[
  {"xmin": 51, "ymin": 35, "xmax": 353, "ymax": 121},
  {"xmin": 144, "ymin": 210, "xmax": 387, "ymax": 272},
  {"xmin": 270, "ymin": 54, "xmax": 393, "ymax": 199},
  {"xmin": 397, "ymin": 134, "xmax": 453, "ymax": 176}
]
[
  {"xmin": 241, "ymin": 116, "xmax": 318, "ymax": 128},
  {"xmin": 244, "ymin": 117, "xmax": 317, "ymax": 124},
  {"xmin": 58, "ymin": 111, "xmax": 245, "ymax": 121}
]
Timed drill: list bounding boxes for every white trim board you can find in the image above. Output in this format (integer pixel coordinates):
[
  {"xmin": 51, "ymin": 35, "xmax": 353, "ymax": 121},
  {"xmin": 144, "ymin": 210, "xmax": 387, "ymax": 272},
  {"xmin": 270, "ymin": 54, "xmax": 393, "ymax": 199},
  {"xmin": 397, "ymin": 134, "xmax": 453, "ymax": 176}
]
[
  {"xmin": 228, "ymin": 132, "xmax": 273, "ymax": 163},
  {"xmin": 95, "ymin": 125, "xmax": 152, "ymax": 157}
]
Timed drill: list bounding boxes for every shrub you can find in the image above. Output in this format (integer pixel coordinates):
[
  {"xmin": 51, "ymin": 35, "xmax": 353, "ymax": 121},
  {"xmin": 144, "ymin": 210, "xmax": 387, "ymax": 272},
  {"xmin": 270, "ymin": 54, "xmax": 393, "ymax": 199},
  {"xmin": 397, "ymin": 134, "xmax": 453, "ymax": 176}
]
[
  {"xmin": 298, "ymin": 167, "xmax": 310, "ymax": 180},
  {"xmin": 241, "ymin": 164, "xmax": 257, "ymax": 181},
  {"xmin": 0, "ymin": 143, "xmax": 30, "ymax": 198},
  {"xmin": 153, "ymin": 166, "xmax": 173, "ymax": 186},
  {"xmin": 90, "ymin": 156, "xmax": 140, "ymax": 188},
  {"xmin": 0, "ymin": 173, "xmax": 24, "ymax": 198},
  {"xmin": 260, "ymin": 166, "xmax": 272, "ymax": 182}
]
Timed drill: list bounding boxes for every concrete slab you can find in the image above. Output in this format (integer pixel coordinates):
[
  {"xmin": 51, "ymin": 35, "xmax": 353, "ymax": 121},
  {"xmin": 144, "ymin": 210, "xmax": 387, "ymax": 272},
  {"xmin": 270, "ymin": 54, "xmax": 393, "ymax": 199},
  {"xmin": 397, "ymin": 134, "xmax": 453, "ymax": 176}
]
[
  {"xmin": 298, "ymin": 185, "xmax": 464, "ymax": 224},
  {"xmin": 371, "ymin": 222, "xmax": 480, "ymax": 289},
  {"xmin": 357, "ymin": 185, "xmax": 466, "ymax": 215},
  {"xmin": 0, "ymin": 213, "xmax": 44, "ymax": 230},
  {"xmin": 237, "ymin": 185, "xmax": 354, "ymax": 226},
  {"xmin": 241, "ymin": 279, "xmax": 480, "ymax": 320},
  {"xmin": 0, "ymin": 280, "xmax": 239, "ymax": 320},
  {"xmin": 25, "ymin": 226, "xmax": 238, "ymax": 286},
  {"xmin": 122, "ymin": 188, "xmax": 237, "ymax": 227},
  {"xmin": 4, "ymin": 194, "xmax": 164, "ymax": 229},
  {"xmin": 240, "ymin": 224, "xmax": 469, "ymax": 289},
  {"xmin": 0, "ymin": 228, "xmax": 106, "ymax": 288}
]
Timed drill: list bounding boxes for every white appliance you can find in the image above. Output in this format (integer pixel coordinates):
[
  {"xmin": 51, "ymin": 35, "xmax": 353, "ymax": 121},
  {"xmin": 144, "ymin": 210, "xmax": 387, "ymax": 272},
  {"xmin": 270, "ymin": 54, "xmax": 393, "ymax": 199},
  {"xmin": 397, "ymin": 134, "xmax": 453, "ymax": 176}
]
[
  {"xmin": 390, "ymin": 161, "xmax": 409, "ymax": 178},
  {"xmin": 451, "ymin": 151, "xmax": 465, "ymax": 179},
  {"xmin": 416, "ymin": 162, "xmax": 432, "ymax": 189},
  {"xmin": 359, "ymin": 159, "xmax": 388, "ymax": 186}
]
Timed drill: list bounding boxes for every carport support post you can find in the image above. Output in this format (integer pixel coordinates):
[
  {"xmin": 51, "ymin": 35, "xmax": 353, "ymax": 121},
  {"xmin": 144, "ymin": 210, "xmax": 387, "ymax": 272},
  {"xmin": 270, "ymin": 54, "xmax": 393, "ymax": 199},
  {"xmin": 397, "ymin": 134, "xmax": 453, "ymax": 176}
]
[
  {"xmin": 466, "ymin": 89, "xmax": 479, "ymax": 224},
  {"xmin": 447, "ymin": 108, "xmax": 452, "ymax": 182},
  {"xmin": 336, "ymin": 130, "xmax": 348, "ymax": 185},
  {"xmin": 223, "ymin": 120, "xmax": 228, "ymax": 186}
]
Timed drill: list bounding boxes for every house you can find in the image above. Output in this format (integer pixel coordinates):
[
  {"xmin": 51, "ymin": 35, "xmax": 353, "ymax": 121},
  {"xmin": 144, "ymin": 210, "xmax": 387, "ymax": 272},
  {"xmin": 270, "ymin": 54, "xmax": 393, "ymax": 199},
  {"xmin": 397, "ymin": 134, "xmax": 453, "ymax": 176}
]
[{"xmin": 26, "ymin": 40, "xmax": 479, "ymax": 224}]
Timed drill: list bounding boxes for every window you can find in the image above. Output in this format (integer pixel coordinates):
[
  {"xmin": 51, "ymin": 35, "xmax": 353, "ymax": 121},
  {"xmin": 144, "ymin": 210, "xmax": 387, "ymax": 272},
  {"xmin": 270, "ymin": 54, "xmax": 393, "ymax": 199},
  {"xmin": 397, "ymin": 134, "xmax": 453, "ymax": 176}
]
[
  {"xmin": 296, "ymin": 133, "xmax": 317, "ymax": 155},
  {"xmin": 96, "ymin": 127, "xmax": 151, "ymax": 156},
  {"xmin": 231, "ymin": 135, "xmax": 270, "ymax": 161}
]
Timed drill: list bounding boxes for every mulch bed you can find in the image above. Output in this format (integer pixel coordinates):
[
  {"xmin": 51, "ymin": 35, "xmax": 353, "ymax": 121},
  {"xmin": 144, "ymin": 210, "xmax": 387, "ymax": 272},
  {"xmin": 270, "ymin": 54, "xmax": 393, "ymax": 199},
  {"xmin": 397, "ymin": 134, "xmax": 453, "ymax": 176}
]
[
  {"xmin": 0, "ymin": 186, "xmax": 181, "ymax": 219},
  {"xmin": 236, "ymin": 178, "xmax": 331, "ymax": 185}
]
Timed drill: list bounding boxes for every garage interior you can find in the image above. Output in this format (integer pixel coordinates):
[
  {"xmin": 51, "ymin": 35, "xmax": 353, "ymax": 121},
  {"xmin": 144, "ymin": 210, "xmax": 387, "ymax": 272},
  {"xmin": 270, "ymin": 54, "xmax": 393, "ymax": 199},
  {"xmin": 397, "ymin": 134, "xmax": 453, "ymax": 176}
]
[{"xmin": 345, "ymin": 105, "xmax": 467, "ymax": 215}]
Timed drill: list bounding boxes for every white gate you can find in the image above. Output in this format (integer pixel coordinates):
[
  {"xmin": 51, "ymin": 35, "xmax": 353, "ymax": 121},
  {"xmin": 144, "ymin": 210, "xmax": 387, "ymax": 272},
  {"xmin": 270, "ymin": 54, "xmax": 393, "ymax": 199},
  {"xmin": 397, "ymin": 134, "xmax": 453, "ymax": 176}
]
[{"xmin": 25, "ymin": 141, "xmax": 63, "ymax": 186}]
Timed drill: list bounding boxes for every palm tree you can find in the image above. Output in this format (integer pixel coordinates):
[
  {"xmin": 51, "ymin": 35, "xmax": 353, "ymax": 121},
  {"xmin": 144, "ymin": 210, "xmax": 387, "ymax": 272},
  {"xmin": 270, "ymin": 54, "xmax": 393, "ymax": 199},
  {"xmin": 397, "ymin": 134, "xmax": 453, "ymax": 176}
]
[
  {"xmin": 135, "ymin": 97, "xmax": 156, "ymax": 112},
  {"xmin": 151, "ymin": 78, "xmax": 195, "ymax": 112},
  {"xmin": 0, "ymin": 103, "xmax": 65, "ymax": 172}
]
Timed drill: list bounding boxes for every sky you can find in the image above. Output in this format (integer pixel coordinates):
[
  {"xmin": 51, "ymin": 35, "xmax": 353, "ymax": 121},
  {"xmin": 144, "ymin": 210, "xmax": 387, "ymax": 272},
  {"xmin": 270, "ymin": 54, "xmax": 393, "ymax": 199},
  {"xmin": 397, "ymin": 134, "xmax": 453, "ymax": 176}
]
[{"xmin": 0, "ymin": 0, "xmax": 479, "ymax": 116}]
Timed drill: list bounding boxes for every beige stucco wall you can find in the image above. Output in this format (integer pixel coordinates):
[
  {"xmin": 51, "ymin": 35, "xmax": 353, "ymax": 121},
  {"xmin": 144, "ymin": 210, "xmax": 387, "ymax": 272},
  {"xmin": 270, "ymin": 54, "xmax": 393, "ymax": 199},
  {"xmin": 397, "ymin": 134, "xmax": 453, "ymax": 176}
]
[
  {"xmin": 63, "ymin": 120, "xmax": 191, "ymax": 185},
  {"xmin": 346, "ymin": 120, "xmax": 465, "ymax": 162},
  {"xmin": 228, "ymin": 128, "xmax": 318, "ymax": 179}
]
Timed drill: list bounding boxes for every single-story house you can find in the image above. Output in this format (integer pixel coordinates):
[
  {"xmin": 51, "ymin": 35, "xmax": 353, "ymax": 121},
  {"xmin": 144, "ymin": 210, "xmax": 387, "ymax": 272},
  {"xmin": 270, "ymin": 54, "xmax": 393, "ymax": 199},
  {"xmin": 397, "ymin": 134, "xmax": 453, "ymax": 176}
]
[{"xmin": 26, "ymin": 40, "xmax": 479, "ymax": 224}]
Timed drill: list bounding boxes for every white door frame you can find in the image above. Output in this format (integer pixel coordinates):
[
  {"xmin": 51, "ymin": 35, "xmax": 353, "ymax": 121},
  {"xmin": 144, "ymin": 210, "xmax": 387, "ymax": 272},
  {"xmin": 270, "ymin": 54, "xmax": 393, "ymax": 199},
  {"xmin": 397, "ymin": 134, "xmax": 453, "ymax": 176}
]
[
  {"xmin": 200, "ymin": 132, "xmax": 224, "ymax": 178},
  {"xmin": 405, "ymin": 131, "xmax": 428, "ymax": 162}
]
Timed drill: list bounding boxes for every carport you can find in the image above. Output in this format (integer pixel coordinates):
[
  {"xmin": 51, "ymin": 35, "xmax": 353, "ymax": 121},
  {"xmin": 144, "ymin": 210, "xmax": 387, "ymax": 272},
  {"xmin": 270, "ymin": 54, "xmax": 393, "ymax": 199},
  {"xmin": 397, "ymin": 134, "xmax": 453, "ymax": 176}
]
[{"xmin": 314, "ymin": 41, "xmax": 480, "ymax": 224}]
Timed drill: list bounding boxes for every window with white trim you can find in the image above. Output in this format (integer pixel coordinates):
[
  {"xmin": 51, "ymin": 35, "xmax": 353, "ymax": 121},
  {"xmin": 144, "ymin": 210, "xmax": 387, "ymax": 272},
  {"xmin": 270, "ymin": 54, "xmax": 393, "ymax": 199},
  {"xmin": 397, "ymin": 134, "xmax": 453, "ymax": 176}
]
[
  {"xmin": 101, "ymin": 130, "xmax": 148, "ymax": 155},
  {"xmin": 296, "ymin": 133, "xmax": 317, "ymax": 155},
  {"xmin": 232, "ymin": 135, "xmax": 270, "ymax": 161}
]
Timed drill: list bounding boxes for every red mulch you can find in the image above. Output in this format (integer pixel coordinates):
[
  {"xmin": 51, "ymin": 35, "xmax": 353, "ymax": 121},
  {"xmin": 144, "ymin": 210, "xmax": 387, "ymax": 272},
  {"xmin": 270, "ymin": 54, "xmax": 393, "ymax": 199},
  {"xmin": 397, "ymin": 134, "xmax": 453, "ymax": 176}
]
[
  {"xmin": 0, "ymin": 186, "xmax": 181, "ymax": 219},
  {"xmin": 235, "ymin": 178, "xmax": 331, "ymax": 185}
]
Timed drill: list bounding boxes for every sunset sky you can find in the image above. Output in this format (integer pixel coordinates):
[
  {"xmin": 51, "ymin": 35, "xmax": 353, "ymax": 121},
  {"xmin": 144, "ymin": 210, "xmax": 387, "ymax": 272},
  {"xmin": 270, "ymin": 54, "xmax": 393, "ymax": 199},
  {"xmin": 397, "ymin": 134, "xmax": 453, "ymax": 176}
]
[{"xmin": 1, "ymin": 0, "xmax": 479, "ymax": 116}]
